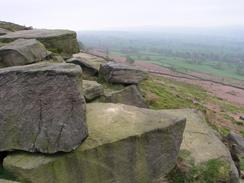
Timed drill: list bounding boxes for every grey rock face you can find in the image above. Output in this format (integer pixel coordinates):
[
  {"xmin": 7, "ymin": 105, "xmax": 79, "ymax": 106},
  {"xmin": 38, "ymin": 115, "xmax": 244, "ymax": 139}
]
[
  {"xmin": 0, "ymin": 39, "xmax": 50, "ymax": 67},
  {"xmin": 3, "ymin": 103, "xmax": 186, "ymax": 183},
  {"xmin": 105, "ymin": 85, "xmax": 148, "ymax": 108},
  {"xmin": 0, "ymin": 62, "xmax": 87, "ymax": 153},
  {"xmin": 0, "ymin": 29, "xmax": 80, "ymax": 58},
  {"xmin": 0, "ymin": 28, "xmax": 11, "ymax": 36},
  {"xmin": 67, "ymin": 52, "xmax": 107, "ymax": 76},
  {"xmin": 227, "ymin": 132, "xmax": 244, "ymax": 155},
  {"xmin": 240, "ymin": 115, "xmax": 244, "ymax": 120},
  {"xmin": 99, "ymin": 62, "xmax": 148, "ymax": 84},
  {"xmin": 83, "ymin": 80, "xmax": 104, "ymax": 101}
]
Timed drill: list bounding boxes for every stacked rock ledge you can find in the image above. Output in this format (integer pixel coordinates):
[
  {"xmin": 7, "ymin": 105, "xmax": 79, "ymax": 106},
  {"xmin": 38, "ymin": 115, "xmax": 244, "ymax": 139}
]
[
  {"xmin": 0, "ymin": 62, "xmax": 87, "ymax": 154},
  {"xmin": 3, "ymin": 103, "xmax": 186, "ymax": 183},
  {"xmin": 0, "ymin": 29, "xmax": 80, "ymax": 58},
  {"xmin": 0, "ymin": 39, "xmax": 51, "ymax": 67}
]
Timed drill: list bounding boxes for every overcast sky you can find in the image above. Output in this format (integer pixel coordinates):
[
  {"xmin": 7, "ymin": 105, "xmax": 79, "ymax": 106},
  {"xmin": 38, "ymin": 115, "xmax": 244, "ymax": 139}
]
[{"xmin": 1, "ymin": 0, "xmax": 244, "ymax": 31}]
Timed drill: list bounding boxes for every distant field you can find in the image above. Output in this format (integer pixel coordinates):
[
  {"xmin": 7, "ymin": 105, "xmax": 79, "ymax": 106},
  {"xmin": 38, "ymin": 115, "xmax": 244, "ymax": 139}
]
[
  {"xmin": 110, "ymin": 49, "xmax": 244, "ymax": 81},
  {"xmin": 78, "ymin": 30, "xmax": 244, "ymax": 81}
]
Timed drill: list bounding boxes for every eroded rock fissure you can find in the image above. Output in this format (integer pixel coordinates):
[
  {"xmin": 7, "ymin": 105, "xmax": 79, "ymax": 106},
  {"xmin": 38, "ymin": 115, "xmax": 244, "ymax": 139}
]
[{"xmin": 32, "ymin": 97, "xmax": 43, "ymax": 151}]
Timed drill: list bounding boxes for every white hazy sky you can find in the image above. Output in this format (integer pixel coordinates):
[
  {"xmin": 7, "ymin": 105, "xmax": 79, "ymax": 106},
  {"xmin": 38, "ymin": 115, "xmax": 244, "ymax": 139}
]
[{"xmin": 1, "ymin": 0, "xmax": 244, "ymax": 30}]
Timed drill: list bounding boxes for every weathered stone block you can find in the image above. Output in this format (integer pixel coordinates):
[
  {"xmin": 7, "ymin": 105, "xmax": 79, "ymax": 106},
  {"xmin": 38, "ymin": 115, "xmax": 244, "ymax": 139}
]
[
  {"xmin": 83, "ymin": 80, "xmax": 104, "ymax": 101},
  {"xmin": 105, "ymin": 85, "xmax": 148, "ymax": 108},
  {"xmin": 0, "ymin": 39, "xmax": 50, "ymax": 67},
  {"xmin": 67, "ymin": 52, "xmax": 107, "ymax": 76},
  {"xmin": 99, "ymin": 62, "xmax": 148, "ymax": 84},
  {"xmin": 0, "ymin": 62, "xmax": 87, "ymax": 153},
  {"xmin": 0, "ymin": 29, "xmax": 80, "ymax": 58}
]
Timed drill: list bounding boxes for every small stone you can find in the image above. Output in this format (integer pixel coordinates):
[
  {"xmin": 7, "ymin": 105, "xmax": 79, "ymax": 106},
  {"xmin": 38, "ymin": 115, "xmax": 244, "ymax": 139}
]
[
  {"xmin": 105, "ymin": 85, "xmax": 148, "ymax": 108},
  {"xmin": 83, "ymin": 80, "xmax": 104, "ymax": 101},
  {"xmin": 67, "ymin": 52, "xmax": 107, "ymax": 76},
  {"xmin": 240, "ymin": 115, "xmax": 244, "ymax": 121}
]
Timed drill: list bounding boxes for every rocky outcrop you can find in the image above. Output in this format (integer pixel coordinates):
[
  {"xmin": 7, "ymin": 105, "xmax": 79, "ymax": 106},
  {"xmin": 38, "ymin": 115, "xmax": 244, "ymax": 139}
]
[
  {"xmin": 0, "ymin": 62, "xmax": 87, "ymax": 153},
  {"xmin": 0, "ymin": 29, "xmax": 80, "ymax": 58},
  {"xmin": 105, "ymin": 85, "xmax": 148, "ymax": 108},
  {"xmin": 99, "ymin": 62, "xmax": 148, "ymax": 84},
  {"xmin": 227, "ymin": 132, "xmax": 244, "ymax": 155},
  {"xmin": 165, "ymin": 109, "xmax": 240, "ymax": 183},
  {"xmin": 67, "ymin": 52, "xmax": 107, "ymax": 76},
  {"xmin": 0, "ymin": 28, "xmax": 10, "ymax": 36},
  {"xmin": 0, "ymin": 21, "xmax": 31, "ymax": 32},
  {"xmin": 0, "ymin": 39, "xmax": 50, "ymax": 67},
  {"xmin": 83, "ymin": 80, "xmax": 104, "ymax": 101},
  {"xmin": 3, "ymin": 103, "xmax": 186, "ymax": 183}
]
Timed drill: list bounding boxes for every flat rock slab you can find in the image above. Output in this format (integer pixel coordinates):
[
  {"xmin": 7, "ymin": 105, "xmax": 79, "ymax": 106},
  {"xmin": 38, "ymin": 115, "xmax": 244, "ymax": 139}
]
[
  {"xmin": 0, "ymin": 28, "xmax": 11, "ymax": 36},
  {"xmin": 0, "ymin": 62, "xmax": 87, "ymax": 153},
  {"xmin": 99, "ymin": 62, "xmax": 148, "ymax": 84},
  {"xmin": 67, "ymin": 52, "xmax": 107, "ymax": 76},
  {"xmin": 0, "ymin": 180, "xmax": 20, "ymax": 183},
  {"xmin": 83, "ymin": 80, "xmax": 104, "ymax": 101},
  {"xmin": 105, "ymin": 85, "xmax": 148, "ymax": 108},
  {"xmin": 0, "ymin": 39, "xmax": 50, "ymax": 67},
  {"xmin": 165, "ymin": 109, "xmax": 240, "ymax": 182},
  {"xmin": 0, "ymin": 29, "xmax": 80, "ymax": 58},
  {"xmin": 3, "ymin": 103, "xmax": 186, "ymax": 183}
]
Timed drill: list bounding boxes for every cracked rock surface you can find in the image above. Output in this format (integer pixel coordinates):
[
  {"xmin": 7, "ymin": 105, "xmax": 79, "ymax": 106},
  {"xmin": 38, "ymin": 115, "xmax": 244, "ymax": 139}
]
[{"xmin": 0, "ymin": 62, "xmax": 87, "ymax": 153}]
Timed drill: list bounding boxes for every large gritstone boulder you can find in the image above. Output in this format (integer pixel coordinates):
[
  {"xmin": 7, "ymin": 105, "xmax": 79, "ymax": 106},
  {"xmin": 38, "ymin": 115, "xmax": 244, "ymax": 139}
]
[
  {"xmin": 99, "ymin": 62, "xmax": 148, "ymax": 84},
  {"xmin": 0, "ymin": 39, "xmax": 50, "ymax": 67},
  {"xmin": 83, "ymin": 80, "xmax": 104, "ymax": 101},
  {"xmin": 0, "ymin": 63, "xmax": 87, "ymax": 153},
  {"xmin": 165, "ymin": 109, "xmax": 240, "ymax": 183},
  {"xmin": 3, "ymin": 103, "xmax": 186, "ymax": 183},
  {"xmin": 0, "ymin": 29, "xmax": 80, "ymax": 58},
  {"xmin": 105, "ymin": 85, "xmax": 148, "ymax": 108},
  {"xmin": 67, "ymin": 52, "xmax": 107, "ymax": 76}
]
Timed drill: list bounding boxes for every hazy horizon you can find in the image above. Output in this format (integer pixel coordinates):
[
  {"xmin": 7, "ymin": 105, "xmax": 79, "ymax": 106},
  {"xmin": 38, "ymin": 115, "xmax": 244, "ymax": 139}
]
[{"xmin": 1, "ymin": 0, "xmax": 244, "ymax": 31}]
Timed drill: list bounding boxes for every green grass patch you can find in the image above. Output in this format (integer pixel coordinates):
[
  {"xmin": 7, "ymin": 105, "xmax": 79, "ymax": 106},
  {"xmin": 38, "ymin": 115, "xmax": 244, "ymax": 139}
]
[
  {"xmin": 240, "ymin": 157, "xmax": 244, "ymax": 171},
  {"xmin": 168, "ymin": 155, "xmax": 231, "ymax": 183},
  {"xmin": 240, "ymin": 130, "xmax": 244, "ymax": 137},
  {"xmin": 0, "ymin": 166, "xmax": 16, "ymax": 181},
  {"xmin": 110, "ymin": 48, "xmax": 244, "ymax": 80},
  {"xmin": 139, "ymin": 76, "xmax": 207, "ymax": 110}
]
